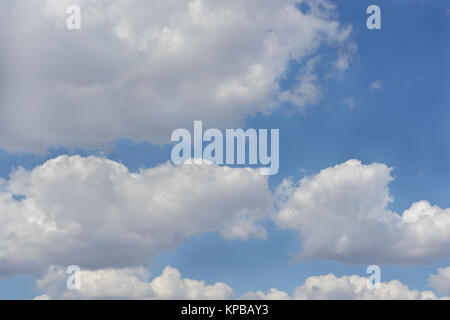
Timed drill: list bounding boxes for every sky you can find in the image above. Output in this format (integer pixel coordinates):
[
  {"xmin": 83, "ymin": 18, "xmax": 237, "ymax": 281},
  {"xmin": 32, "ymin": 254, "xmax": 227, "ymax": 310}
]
[{"xmin": 0, "ymin": 0, "xmax": 449, "ymax": 300}]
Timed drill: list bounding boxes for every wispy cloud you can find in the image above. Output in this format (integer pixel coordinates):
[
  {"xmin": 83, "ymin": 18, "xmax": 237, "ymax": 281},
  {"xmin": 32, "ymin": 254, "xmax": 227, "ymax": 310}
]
[
  {"xmin": 343, "ymin": 97, "xmax": 357, "ymax": 109},
  {"xmin": 370, "ymin": 80, "xmax": 384, "ymax": 92}
]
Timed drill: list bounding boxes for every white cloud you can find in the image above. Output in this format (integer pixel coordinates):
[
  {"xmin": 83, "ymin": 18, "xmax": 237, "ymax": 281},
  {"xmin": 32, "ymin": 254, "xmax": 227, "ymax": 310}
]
[
  {"xmin": 0, "ymin": 0, "xmax": 353, "ymax": 152},
  {"xmin": 35, "ymin": 266, "xmax": 233, "ymax": 300},
  {"xmin": 36, "ymin": 265, "xmax": 443, "ymax": 300},
  {"xmin": 241, "ymin": 288, "xmax": 291, "ymax": 300},
  {"xmin": 429, "ymin": 267, "xmax": 450, "ymax": 297},
  {"xmin": 343, "ymin": 97, "xmax": 357, "ymax": 109},
  {"xmin": 370, "ymin": 80, "xmax": 383, "ymax": 91},
  {"xmin": 279, "ymin": 57, "xmax": 324, "ymax": 110},
  {"xmin": 0, "ymin": 155, "xmax": 272, "ymax": 276},
  {"xmin": 275, "ymin": 159, "xmax": 450, "ymax": 265},
  {"xmin": 244, "ymin": 274, "xmax": 439, "ymax": 300}
]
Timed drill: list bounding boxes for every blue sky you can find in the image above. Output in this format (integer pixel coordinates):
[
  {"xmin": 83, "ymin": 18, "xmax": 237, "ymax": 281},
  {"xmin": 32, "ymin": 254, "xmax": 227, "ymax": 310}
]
[{"xmin": 0, "ymin": 0, "xmax": 449, "ymax": 299}]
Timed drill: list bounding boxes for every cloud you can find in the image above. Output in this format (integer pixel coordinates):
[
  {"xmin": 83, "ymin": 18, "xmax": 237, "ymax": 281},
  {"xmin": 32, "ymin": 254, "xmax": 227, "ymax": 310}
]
[
  {"xmin": 2, "ymin": 157, "xmax": 449, "ymax": 278},
  {"xmin": 429, "ymin": 267, "xmax": 450, "ymax": 297},
  {"xmin": 279, "ymin": 57, "xmax": 324, "ymax": 109},
  {"xmin": 0, "ymin": 155, "xmax": 272, "ymax": 276},
  {"xmin": 275, "ymin": 159, "xmax": 450, "ymax": 265},
  {"xmin": 35, "ymin": 266, "xmax": 233, "ymax": 300},
  {"xmin": 343, "ymin": 97, "xmax": 357, "ymax": 109},
  {"xmin": 370, "ymin": 80, "xmax": 383, "ymax": 91},
  {"xmin": 0, "ymin": 0, "xmax": 353, "ymax": 152},
  {"xmin": 36, "ymin": 265, "xmax": 442, "ymax": 300},
  {"xmin": 241, "ymin": 288, "xmax": 291, "ymax": 300},
  {"xmin": 243, "ymin": 273, "xmax": 439, "ymax": 300}
]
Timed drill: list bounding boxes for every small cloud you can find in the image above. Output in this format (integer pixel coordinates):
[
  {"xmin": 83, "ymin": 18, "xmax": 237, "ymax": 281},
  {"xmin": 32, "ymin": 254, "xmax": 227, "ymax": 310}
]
[
  {"xmin": 447, "ymin": 9, "xmax": 450, "ymax": 15},
  {"xmin": 343, "ymin": 97, "xmax": 357, "ymax": 109},
  {"xmin": 370, "ymin": 80, "xmax": 383, "ymax": 92},
  {"xmin": 300, "ymin": 168, "xmax": 308, "ymax": 175}
]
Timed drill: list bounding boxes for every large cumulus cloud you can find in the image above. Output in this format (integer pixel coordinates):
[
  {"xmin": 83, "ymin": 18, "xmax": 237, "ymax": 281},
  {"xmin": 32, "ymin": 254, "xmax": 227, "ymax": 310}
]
[
  {"xmin": 0, "ymin": 0, "xmax": 353, "ymax": 152},
  {"xmin": 275, "ymin": 159, "xmax": 450, "ymax": 265},
  {"xmin": 0, "ymin": 155, "xmax": 272, "ymax": 276}
]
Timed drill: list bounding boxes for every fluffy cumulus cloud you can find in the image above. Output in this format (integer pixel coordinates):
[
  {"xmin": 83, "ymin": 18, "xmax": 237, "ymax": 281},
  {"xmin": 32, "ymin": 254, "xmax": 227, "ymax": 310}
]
[
  {"xmin": 36, "ymin": 265, "xmax": 444, "ymax": 300},
  {"xmin": 0, "ymin": 0, "xmax": 353, "ymax": 152},
  {"xmin": 429, "ymin": 267, "xmax": 450, "ymax": 297},
  {"xmin": 275, "ymin": 159, "xmax": 450, "ymax": 265},
  {"xmin": 243, "ymin": 274, "xmax": 439, "ymax": 300},
  {"xmin": 0, "ymin": 155, "xmax": 272, "ymax": 276},
  {"xmin": 35, "ymin": 266, "xmax": 234, "ymax": 300}
]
